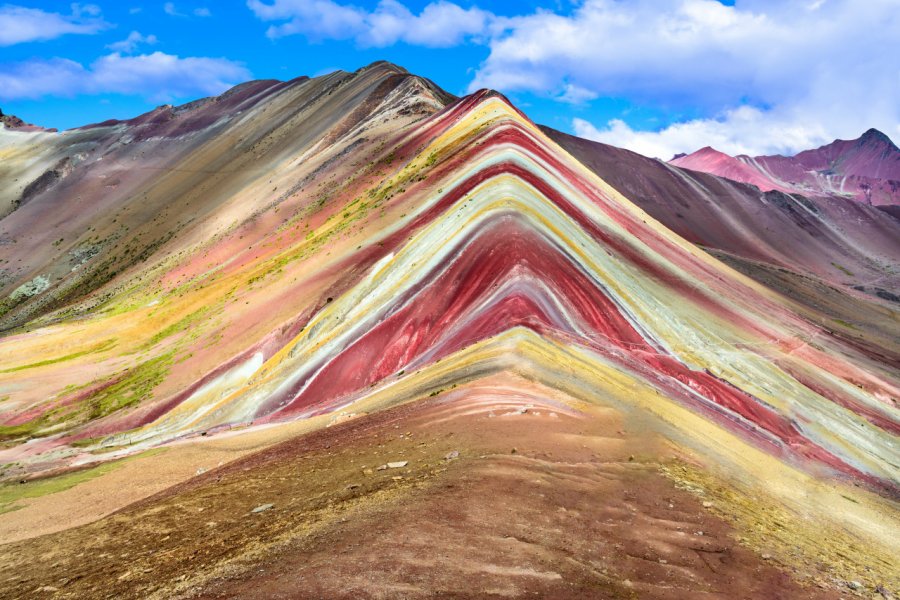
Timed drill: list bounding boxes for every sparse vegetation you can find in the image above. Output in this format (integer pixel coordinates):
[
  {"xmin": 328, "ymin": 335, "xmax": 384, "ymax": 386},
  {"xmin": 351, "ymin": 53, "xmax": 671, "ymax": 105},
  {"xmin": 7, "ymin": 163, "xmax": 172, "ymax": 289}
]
[
  {"xmin": 86, "ymin": 351, "xmax": 176, "ymax": 420},
  {"xmin": 831, "ymin": 262, "xmax": 854, "ymax": 277},
  {"xmin": 0, "ymin": 339, "xmax": 116, "ymax": 374}
]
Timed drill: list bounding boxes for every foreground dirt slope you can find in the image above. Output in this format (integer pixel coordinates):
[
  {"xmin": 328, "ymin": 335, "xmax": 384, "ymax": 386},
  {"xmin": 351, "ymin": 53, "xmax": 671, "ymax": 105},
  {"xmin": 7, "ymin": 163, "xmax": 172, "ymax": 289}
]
[{"xmin": 4, "ymin": 377, "xmax": 891, "ymax": 599}]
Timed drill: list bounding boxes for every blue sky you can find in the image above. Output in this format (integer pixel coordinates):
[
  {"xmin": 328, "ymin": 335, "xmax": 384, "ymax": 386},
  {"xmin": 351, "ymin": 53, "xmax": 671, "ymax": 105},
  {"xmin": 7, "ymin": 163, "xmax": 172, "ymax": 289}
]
[{"xmin": 1, "ymin": 1, "xmax": 897, "ymax": 158}]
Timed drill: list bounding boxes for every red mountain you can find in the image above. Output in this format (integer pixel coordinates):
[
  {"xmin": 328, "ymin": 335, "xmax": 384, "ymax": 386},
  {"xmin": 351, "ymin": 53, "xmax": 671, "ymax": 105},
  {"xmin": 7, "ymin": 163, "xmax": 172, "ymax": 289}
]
[{"xmin": 671, "ymin": 129, "xmax": 900, "ymax": 206}]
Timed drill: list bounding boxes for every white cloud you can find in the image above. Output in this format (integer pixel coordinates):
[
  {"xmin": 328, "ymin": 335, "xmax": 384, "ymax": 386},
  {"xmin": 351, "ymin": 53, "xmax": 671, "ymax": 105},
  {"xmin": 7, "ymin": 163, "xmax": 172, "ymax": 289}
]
[
  {"xmin": 0, "ymin": 58, "xmax": 84, "ymax": 100},
  {"xmin": 557, "ymin": 84, "xmax": 598, "ymax": 106},
  {"xmin": 471, "ymin": 0, "xmax": 900, "ymax": 156},
  {"xmin": 247, "ymin": 0, "xmax": 495, "ymax": 47},
  {"xmin": 107, "ymin": 31, "xmax": 159, "ymax": 54},
  {"xmin": 0, "ymin": 52, "xmax": 250, "ymax": 102},
  {"xmin": 163, "ymin": 3, "xmax": 212, "ymax": 18},
  {"xmin": 0, "ymin": 4, "xmax": 108, "ymax": 46},
  {"xmin": 71, "ymin": 4, "xmax": 102, "ymax": 17},
  {"xmin": 242, "ymin": 0, "xmax": 898, "ymax": 156},
  {"xmin": 573, "ymin": 106, "xmax": 831, "ymax": 159},
  {"xmin": 91, "ymin": 53, "xmax": 249, "ymax": 99}
]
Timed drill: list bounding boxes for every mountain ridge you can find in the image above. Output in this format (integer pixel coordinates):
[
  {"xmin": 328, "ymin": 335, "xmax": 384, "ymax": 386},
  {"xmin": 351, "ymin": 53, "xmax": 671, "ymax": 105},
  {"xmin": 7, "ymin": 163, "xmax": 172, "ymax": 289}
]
[{"xmin": 672, "ymin": 128, "xmax": 900, "ymax": 206}]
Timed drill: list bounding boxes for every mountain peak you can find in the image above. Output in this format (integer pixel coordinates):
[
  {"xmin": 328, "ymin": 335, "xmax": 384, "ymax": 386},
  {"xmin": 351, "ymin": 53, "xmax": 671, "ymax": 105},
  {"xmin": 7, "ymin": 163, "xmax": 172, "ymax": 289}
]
[
  {"xmin": 669, "ymin": 144, "xmax": 784, "ymax": 192},
  {"xmin": 859, "ymin": 127, "xmax": 897, "ymax": 149},
  {"xmin": 670, "ymin": 145, "xmax": 735, "ymax": 164},
  {"xmin": 0, "ymin": 108, "xmax": 55, "ymax": 132},
  {"xmin": 686, "ymin": 146, "xmax": 741, "ymax": 161},
  {"xmin": 356, "ymin": 60, "xmax": 409, "ymax": 75}
]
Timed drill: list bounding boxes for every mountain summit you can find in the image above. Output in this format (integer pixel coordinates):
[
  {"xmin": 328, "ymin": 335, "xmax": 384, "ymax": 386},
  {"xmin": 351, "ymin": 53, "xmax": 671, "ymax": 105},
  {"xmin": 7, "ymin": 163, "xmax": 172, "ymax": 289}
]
[{"xmin": 859, "ymin": 127, "xmax": 897, "ymax": 149}]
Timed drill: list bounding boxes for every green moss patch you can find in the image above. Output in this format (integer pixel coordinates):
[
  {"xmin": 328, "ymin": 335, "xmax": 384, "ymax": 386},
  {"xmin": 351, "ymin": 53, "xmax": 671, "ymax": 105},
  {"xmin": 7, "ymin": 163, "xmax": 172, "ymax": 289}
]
[
  {"xmin": 87, "ymin": 351, "xmax": 175, "ymax": 420},
  {"xmin": 142, "ymin": 307, "xmax": 210, "ymax": 349}
]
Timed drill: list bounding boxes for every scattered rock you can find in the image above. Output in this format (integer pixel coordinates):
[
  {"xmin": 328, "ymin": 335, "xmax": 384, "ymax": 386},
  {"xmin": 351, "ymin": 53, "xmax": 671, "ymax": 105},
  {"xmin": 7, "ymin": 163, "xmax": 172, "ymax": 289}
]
[
  {"xmin": 327, "ymin": 412, "xmax": 359, "ymax": 428},
  {"xmin": 363, "ymin": 468, "xmax": 374, "ymax": 475},
  {"xmin": 846, "ymin": 581, "xmax": 864, "ymax": 592},
  {"xmin": 376, "ymin": 464, "xmax": 388, "ymax": 471},
  {"xmin": 702, "ymin": 501, "xmax": 713, "ymax": 508},
  {"xmin": 386, "ymin": 461, "xmax": 408, "ymax": 469},
  {"xmin": 504, "ymin": 404, "xmax": 533, "ymax": 416},
  {"xmin": 10, "ymin": 275, "xmax": 50, "ymax": 302},
  {"xmin": 250, "ymin": 503, "xmax": 274, "ymax": 514},
  {"xmin": 445, "ymin": 450, "xmax": 459, "ymax": 460},
  {"xmin": 347, "ymin": 483, "xmax": 360, "ymax": 490},
  {"xmin": 196, "ymin": 467, "xmax": 207, "ymax": 475},
  {"xmin": 761, "ymin": 553, "xmax": 773, "ymax": 560},
  {"xmin": 876, "ymin": 584, "xmax": 895, "ymax": 599},
  {"xmin": 511, "ymin": 448, "xmax": 517, "ymax": 454}
]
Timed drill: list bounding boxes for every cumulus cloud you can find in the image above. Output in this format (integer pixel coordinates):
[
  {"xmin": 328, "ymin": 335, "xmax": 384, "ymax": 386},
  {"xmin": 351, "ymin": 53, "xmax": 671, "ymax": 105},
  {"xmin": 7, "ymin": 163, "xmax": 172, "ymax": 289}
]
[
  {"xmin": 0, "ymin": 58, "xmax": 84, "ymax": 100},
  {"xmin": 247, "ymin": 0, "xmax": 496, "ymax": 47},
  {"xmin": 470, "ymin": 0, "xmax": 900, "ymax": 156},
  {"xmin": 0, "ymin": 3, "xmax": 108, "ymax": 46},
  {"xmin": 573, "ymin": 107, "xmax": 832, "ymax": 159},
  {"xmin": 557, "ymin": 84, "xmax": 598, "ymax": 106},
  {"xmin": 0, "ymin": 52, "xmax": 250, "ymax": 102},
  {"xmin": 107, "ymin": 31, "xmax": 159, "ymax": 54},
  {"xmin": 242, "ymin": 0, "xmax": 898, "ymax": 156}
]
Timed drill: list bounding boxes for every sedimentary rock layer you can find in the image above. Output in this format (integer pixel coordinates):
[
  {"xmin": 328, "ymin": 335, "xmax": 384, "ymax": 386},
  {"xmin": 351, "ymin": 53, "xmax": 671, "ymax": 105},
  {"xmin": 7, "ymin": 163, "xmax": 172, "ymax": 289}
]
[{"xmin": 0, "ymin": 69, "xmax": 895, "ymax": 507}]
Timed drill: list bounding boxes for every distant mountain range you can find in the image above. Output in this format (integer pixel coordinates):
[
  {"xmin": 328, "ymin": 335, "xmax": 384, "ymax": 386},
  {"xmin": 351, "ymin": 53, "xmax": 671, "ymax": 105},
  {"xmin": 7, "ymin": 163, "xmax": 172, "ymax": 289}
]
[
  {"xmin": 544, "ymin": 127, "xmax": 900, "ymax": 303},
  {"xmin": 671, "ymin": 128, "xmax": 900, "ymax": 207}
]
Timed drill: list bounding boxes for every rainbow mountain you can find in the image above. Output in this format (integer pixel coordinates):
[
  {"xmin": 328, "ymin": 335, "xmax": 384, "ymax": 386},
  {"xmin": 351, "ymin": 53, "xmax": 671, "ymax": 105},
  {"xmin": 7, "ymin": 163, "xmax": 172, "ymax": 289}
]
[{"xmin": 0, "ymin": 62, "xmax": 897, "ymax": 598}]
